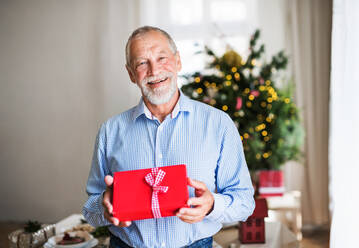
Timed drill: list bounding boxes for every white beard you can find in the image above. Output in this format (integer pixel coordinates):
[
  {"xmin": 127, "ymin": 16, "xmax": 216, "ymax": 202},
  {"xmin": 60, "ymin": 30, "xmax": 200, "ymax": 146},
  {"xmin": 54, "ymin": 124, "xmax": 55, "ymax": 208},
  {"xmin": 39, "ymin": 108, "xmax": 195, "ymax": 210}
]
[{"xmin": 139, "ymin": 72, "xmax": 178, "ymax": 105}]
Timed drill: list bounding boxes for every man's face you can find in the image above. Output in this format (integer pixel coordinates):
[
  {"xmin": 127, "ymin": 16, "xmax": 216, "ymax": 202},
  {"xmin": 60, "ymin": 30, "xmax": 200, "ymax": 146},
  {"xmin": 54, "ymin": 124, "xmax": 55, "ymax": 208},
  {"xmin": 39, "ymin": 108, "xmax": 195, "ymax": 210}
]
[{"xmin": 126, "ymin": 31, "xmax": 182, "ymax": 105}]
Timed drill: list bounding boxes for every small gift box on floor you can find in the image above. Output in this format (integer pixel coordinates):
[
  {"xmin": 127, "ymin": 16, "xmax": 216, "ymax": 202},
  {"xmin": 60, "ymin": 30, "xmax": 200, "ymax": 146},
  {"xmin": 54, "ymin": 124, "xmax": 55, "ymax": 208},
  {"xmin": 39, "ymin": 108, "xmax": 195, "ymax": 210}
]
[
  {"xmin": 113, "ymin": 164, "xmax": 189, "ymax": 221},
  {"xmin": 8, "ymin": 221, "xmax": 55, "ymax": 248}
]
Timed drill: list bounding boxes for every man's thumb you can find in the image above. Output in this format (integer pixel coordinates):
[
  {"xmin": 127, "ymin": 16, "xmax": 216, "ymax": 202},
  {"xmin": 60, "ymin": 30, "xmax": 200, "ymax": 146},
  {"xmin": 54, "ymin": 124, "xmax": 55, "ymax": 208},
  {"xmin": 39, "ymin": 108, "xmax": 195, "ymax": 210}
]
[{"xmin": 105, "ymin": 175, "xmax": 114, "ymax": 187}]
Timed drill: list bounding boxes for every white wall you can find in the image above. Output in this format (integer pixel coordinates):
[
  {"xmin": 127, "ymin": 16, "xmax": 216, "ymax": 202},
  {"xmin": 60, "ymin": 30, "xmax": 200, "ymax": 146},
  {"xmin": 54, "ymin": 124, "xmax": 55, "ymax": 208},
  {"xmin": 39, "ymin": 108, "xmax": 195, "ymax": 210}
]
[
  {"xmin": 0, "ymin": 0, "xmax": 294, "ymax": 222},
  {"xmin": 0, "ymin": 0, "xmax": 140, "ymax": 222}
]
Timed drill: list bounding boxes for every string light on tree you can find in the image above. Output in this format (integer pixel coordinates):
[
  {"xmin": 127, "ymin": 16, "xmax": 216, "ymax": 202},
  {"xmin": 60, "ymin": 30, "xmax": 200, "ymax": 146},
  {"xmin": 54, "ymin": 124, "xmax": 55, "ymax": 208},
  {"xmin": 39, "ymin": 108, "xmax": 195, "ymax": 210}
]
[{"xmin": 181, "ymin": 29, "xmax": 304, "ymax": 171}]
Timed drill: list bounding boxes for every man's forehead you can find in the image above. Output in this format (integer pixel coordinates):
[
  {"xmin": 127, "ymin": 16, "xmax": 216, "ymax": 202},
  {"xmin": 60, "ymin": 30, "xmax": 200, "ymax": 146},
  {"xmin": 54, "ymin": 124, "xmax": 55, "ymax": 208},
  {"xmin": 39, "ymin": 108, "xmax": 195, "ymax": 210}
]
[
  {"xmin": 130, "ymin": 32, "xmax": 172, "ymax": 57},
  {"xmin": 132, "ymin": 32, "xmax": 169, "ymax": 47}
]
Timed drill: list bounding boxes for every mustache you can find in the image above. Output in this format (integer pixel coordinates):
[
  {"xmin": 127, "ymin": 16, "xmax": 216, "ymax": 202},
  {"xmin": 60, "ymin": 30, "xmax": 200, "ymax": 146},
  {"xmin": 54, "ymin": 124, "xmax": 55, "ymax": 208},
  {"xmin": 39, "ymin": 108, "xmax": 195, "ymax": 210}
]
[{"xmin": 141, "ymin": 72, "xmax": 173, "ymax": 84}]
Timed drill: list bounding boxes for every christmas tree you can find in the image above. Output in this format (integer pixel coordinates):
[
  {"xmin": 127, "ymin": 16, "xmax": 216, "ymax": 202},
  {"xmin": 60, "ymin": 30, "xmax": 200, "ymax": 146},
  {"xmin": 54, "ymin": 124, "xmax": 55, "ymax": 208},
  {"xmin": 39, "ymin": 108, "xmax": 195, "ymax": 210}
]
[{"xmin": 181, "ymin": 30, "xmax": 304, "ymax": 171}]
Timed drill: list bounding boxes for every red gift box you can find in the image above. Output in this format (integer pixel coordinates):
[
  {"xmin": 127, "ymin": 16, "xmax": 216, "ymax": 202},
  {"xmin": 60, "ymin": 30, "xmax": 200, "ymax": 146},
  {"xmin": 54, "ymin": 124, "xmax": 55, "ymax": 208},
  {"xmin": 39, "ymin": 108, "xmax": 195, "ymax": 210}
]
[
  {"xmin": 258, "ymin": 170, "xmax": 284, "ymax": 197},
  {"xmin": 112, "ymin": 164, "xmax": 189, "ymax": 221}
]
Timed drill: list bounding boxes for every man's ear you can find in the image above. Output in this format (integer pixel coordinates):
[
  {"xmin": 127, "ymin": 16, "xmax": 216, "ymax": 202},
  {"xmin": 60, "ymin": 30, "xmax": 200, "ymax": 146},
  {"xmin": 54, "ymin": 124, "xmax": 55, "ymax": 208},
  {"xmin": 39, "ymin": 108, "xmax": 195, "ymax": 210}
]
[
  {"xmin": 175, "ymin": 52, "xmax": 182, "ymax": 72},
  {"xmin": 126, "ymin": 64, "xmax": 136, "ymax": 83}
]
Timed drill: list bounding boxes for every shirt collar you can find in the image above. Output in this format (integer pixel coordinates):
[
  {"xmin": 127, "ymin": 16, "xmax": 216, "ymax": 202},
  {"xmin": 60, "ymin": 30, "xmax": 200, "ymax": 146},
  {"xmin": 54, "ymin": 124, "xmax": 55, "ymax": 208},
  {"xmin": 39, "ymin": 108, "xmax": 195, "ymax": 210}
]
[{"xmin": 131, "ymin": 90, "xmax": 193, "ymax": 121}]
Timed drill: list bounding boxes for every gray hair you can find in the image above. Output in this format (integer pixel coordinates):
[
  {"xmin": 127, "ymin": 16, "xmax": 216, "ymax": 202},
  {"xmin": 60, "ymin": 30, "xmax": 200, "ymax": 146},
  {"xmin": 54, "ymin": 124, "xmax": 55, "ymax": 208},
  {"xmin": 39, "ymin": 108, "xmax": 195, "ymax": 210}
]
[{"xmin": 125, "ymin": 26, "xmax": 178, "ymax": 66}]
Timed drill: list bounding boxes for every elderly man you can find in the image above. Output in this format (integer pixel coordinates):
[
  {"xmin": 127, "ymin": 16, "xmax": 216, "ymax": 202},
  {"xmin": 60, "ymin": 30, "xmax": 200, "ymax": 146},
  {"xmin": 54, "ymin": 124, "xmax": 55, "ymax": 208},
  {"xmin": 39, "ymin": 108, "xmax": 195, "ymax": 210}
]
[{"xmin": 83, "ymin": 26, "xmax": 255, "ymax": 248}]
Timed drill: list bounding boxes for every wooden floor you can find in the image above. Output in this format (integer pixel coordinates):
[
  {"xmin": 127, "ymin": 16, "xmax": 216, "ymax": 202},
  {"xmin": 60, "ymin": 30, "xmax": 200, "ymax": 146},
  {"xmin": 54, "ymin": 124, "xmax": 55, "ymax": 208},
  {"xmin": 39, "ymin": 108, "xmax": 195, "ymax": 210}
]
[
  {"xmin": 1, "ymin": 222, "xmax": 329, "ymax": 248},
  {"xmin": 300, "ymin": 228, "xmax": 330, "ymax": 248}
]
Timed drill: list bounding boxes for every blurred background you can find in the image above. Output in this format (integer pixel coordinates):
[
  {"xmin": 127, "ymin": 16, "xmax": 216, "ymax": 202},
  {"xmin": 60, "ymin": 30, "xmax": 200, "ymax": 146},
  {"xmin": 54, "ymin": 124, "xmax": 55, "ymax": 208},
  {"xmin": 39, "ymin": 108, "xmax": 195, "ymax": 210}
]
[{"xmin": 0, "ymin": 0, "xmax": 358, "ymax": 247}]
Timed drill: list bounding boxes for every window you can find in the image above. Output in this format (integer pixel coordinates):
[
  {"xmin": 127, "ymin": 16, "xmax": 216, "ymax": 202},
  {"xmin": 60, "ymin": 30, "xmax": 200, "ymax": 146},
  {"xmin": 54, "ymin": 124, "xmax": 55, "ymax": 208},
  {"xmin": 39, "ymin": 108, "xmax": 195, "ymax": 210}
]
[
  {"xmin": 139, "ymin": 0, "xmax": 259, "ymax": 86},
  {"xmin": 256, "ymin": 218, "xmax": 262, "ymax": 226},
  {"xmin": 255, "ymin": 231, "xmax": 261, "ymax": 240},
  {"xmin": 246, "ymin": 231, "xmax": 252, "ymax": 240}
]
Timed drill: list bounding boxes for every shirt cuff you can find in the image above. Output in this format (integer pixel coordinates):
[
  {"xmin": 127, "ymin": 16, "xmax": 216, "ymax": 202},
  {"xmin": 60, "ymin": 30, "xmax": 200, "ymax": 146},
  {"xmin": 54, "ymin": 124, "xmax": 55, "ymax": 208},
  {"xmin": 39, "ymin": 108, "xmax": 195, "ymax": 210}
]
[{"xmin": 205, "ymin": 193, "xmax": 225, "ymax": 222}]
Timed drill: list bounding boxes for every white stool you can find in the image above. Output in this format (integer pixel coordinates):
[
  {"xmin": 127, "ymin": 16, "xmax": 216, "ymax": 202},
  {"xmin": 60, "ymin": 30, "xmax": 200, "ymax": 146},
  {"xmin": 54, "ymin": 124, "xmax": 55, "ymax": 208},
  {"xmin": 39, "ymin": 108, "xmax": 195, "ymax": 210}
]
[{"xmin": 265, "ymin": 191, "xmax": 302, "ymax": 240}]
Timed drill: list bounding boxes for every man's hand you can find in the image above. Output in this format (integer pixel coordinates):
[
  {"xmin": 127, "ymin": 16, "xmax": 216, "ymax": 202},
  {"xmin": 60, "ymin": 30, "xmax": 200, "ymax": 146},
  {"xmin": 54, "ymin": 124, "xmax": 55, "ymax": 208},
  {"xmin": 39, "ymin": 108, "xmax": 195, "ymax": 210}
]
[
  {"xmin": 102, "ymin": 175, "xmax": 132, "ymax": 227},
  {"xmin": 176, "ymin": 178, "xmax": 214, "ymax": 224}
]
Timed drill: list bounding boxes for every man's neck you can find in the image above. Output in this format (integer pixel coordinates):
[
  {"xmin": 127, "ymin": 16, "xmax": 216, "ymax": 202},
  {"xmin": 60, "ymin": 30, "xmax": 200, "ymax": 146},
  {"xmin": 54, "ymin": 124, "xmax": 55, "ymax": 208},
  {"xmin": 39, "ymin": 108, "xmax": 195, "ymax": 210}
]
[{"xmin": 143, "ymin": 90, "xmax": 180, "ymax": 123}]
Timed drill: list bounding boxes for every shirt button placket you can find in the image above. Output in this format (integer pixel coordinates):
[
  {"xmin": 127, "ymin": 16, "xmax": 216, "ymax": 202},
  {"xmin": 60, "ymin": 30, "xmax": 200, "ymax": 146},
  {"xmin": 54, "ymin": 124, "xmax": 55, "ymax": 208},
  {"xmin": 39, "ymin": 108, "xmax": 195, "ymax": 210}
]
[{"xmin": 155, "ymin": 124, "xmax": 163, "ymax": 166}]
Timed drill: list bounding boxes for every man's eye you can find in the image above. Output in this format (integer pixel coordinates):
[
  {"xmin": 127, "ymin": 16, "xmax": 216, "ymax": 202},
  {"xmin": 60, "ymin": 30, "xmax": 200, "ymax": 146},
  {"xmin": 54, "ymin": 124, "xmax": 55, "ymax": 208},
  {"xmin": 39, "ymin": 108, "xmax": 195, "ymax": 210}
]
[
  {"xmin": 159, "ymin": 57, "xmax": 167, "ymax": 61},
  {"xmin": 136, "ymin": 62, "xmax": 147, "ymax": 68}
]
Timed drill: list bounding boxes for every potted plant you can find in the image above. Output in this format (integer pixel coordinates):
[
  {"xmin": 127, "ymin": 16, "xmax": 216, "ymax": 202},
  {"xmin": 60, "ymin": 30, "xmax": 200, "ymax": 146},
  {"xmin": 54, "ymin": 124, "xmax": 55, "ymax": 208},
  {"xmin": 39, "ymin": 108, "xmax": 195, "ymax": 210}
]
[{"xmin": 181, "ymin": 30, "xmax": 304, "ymax": 197}]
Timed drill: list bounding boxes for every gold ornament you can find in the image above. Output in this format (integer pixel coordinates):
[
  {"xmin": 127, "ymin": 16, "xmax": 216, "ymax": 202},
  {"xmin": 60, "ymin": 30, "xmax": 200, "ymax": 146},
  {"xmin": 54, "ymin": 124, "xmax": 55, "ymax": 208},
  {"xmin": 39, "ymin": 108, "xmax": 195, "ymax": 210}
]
[
  {"xmin": 251, "ymin": 59, "xmax": 256, "ymax": 66},
  {"xmin": 220, "ymin": 50, "xmax": 243, "ymax": 68}
]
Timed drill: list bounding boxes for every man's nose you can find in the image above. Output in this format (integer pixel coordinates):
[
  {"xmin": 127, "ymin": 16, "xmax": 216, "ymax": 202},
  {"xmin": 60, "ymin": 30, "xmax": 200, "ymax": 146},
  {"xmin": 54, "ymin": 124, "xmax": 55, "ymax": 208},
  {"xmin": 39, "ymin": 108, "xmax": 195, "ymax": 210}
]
[{"xmin": 148, "ymin": 61, "xmax": 161, "ymax": 76}]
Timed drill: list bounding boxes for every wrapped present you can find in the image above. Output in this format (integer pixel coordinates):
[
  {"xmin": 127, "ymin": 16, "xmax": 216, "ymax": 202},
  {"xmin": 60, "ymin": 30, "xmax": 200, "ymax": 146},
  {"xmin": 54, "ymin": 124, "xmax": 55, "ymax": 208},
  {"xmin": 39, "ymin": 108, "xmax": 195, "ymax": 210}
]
[
  {"xmin": 258, "ymin": 170, "xmax": 284, "ymax": 197},
  {"xmin": 8, "ymin": 223, "xmax": 55, "ymax": 248},
  {"xmin": 113, "ymin": 164, "xmax": 189, "ymax": 221}
]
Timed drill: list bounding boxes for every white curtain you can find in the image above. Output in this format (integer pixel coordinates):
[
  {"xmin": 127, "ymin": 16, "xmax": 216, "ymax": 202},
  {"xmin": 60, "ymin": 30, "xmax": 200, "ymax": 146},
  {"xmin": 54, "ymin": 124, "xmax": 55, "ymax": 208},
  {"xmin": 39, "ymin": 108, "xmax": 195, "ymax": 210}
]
[
  {"xmin": 286, "ymin": 0, "xmax": 331, "ymax": 226},
  {"xmin": 329, "ymin": 0, "xmax": 359, "ymax": 246}
]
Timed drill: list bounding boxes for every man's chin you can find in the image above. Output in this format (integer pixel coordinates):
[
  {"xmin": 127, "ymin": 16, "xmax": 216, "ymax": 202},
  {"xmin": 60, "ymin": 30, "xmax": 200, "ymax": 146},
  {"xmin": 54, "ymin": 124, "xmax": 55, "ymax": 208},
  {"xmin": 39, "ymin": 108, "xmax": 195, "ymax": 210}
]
[
  {"xmin": 146, "ymin": 95, "xmax": 172, "ymax": 105},
  {"xmin": 145, "ymin": 90, "xmax": 176, "ymax": 105}
]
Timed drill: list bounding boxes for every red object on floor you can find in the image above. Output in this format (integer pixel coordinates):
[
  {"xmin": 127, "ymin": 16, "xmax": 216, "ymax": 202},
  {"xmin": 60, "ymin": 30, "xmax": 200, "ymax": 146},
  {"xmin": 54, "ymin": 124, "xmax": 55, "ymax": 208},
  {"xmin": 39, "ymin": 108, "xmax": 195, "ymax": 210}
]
[
  {"xmin": 258, "ymin": 170, "xmax": 284, "ymax": 197},
  {"xmin": 239, "ymin": 198, "xmax": 268, "ymax": 244},
  {"xmin": 112, "ymin": 164, "xmax": 189, "ymax": 221}
]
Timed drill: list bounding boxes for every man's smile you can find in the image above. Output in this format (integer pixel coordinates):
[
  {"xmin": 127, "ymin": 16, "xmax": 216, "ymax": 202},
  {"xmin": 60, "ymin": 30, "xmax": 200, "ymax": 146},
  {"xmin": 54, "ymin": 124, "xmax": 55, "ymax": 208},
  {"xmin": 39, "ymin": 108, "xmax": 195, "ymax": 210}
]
[{"xmin": 147, "ymin": 77, "xmax": 169, "ymax": 87}]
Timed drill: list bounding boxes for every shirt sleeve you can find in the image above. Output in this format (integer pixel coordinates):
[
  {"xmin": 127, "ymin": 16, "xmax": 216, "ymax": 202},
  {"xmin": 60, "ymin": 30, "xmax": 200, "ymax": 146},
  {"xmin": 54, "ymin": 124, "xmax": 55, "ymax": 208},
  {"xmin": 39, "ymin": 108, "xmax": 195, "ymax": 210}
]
[
  {"xmin": 205, "ymin": 114, "xmax": 255, "ymax": 223},
  {"xmin": 82, "ymin": 124, "xmax": 111, "ymax": 227}
]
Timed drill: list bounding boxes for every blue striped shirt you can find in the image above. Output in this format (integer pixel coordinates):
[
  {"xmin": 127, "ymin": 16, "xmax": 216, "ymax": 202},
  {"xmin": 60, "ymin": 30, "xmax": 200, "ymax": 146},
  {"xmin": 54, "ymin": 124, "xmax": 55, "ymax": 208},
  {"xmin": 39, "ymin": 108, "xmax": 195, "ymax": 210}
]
[{"xmin": 82, "ymin": 92, "xmax": 255, "ymax": 248}]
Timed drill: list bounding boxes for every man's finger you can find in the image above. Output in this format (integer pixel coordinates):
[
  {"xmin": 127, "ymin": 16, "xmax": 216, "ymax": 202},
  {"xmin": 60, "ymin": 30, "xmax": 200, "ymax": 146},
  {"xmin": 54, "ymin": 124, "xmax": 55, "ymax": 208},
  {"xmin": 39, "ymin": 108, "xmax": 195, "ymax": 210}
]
[
  {"xmin": 187, "ymin": 178, "xmax": 207, "ymax": 191},
  {"xmin": 187, "ymin": 196, "xmax": 205, "ymax": 207},
  {"xmin": 103, "ymin": 199, "xmax": 113, "ymax": 214},
  {"xmin": 105, "ymin": 175, "xmax": 114, "ymax": 187},
  {"xmin": 177, "ymin": 213, "xmax": 201, "ymax": 224},
  {"xmin": 119, "ymin": 221, "xmax": 132, "ymax": 227},
  {"xmin": 104, "ymin": 211, "xmax": 118, "ymax": 225},
  {"xmin": 103, "ymin": 191, "xmax": 113, "ymax": 213},
  {"xmin": 178, "ymin": 206, "xmax": 203, "ymax": 217},
  {"xmin": 104, "ymin": 208, "xmax": 132, "ymax": 227}
]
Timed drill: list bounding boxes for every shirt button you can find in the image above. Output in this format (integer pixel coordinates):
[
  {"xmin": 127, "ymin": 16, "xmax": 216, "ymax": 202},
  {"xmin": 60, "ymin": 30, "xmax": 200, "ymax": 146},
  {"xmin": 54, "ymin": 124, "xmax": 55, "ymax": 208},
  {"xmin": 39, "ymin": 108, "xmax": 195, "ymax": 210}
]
[
  {"xmin": 161, "ymin": 242, "xmax": 165, "ymax": 247},
  {"xmin": 159, "ymin": 154, "xmax": 163, "ymax": 159}
]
